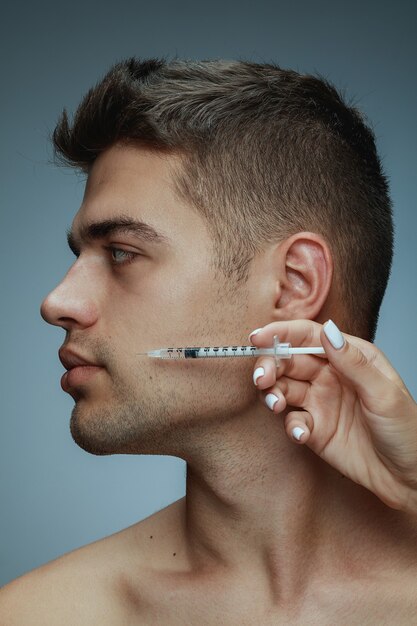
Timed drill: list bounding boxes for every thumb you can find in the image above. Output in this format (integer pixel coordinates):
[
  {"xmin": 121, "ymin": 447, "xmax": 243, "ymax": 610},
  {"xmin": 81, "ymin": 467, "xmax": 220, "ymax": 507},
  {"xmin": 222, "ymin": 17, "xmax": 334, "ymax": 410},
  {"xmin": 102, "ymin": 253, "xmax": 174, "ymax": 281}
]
[{"xmin": 321, "ymin": 319, "xmax": 388, "ymax": 403}]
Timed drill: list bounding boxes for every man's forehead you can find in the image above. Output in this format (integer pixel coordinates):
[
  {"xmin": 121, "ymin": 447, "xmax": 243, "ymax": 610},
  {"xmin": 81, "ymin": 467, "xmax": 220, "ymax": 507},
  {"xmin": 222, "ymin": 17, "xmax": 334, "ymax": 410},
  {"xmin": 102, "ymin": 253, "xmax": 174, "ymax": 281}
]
[
  {"xmin": 77, "ymin": 145, "xmax": 189, "ymax": 224},
  {"xmin": 84, "ymin": 142, "xmax": 183, "ymax": 189},
  {"xmin": 69, "ymin": 144, "xmax": 209, "ymax": 249}
]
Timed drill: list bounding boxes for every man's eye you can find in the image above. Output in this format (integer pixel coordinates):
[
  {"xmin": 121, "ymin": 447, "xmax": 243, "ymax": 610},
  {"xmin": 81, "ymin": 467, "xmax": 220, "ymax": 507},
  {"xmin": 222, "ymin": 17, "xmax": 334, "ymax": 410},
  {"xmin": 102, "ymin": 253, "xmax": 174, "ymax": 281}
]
[{"xmin": 108, "ymin": 247, "xmax": 138, "ymax": 266}]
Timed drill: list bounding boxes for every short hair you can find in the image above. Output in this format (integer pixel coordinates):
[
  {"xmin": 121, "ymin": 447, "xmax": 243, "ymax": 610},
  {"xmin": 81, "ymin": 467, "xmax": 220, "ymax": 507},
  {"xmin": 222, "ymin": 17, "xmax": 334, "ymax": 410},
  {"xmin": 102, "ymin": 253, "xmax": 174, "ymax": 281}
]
[{"xmin": 52, "ymin": 57, "xmax": 394, "ymax": 341}]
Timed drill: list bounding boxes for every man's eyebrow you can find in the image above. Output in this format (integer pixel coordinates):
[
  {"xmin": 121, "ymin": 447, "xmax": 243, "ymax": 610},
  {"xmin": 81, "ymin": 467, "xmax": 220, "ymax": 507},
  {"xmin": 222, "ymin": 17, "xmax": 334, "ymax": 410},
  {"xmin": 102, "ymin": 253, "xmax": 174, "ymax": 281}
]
[{"xmin": 66, "ymin": 216, "xmax": 171, "ymax": 254}]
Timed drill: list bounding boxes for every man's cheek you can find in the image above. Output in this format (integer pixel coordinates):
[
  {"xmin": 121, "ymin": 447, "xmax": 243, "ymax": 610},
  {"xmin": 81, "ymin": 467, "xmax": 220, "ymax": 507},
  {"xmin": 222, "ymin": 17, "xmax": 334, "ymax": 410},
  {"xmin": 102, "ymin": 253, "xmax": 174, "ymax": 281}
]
[{"xmin": 184, "ymin": 359, "xmax": 258, "ymax": 415}]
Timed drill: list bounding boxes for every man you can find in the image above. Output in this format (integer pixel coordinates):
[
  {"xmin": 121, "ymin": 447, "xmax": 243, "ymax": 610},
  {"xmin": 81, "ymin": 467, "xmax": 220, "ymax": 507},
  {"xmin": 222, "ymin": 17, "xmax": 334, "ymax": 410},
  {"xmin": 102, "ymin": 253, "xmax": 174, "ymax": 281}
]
[{"xmin": 1, "ymin": 58, "xmax": 416, "ymax": 624}]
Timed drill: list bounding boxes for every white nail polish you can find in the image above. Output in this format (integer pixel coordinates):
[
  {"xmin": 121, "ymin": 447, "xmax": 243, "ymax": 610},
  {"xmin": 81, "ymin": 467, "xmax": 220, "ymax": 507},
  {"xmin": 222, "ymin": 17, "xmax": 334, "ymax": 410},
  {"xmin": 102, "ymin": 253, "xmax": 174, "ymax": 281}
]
[
  {"xmin": 248, "ymin": 328, "xmax": 263, "ymax": 341},
  {"xmin": 253, "ymin": 367, "xmax": 265, "ymax": 386},
  {"xmin": 265, "ymin": 393, "xmax": 279, "ymax": 411},
  {"xmin": 292, "ymin": 426, "xmax": 305, "ymax": 441},
  {"xmin": 323, "ymin": 319, "xmax": 345, "ymax": 350}
]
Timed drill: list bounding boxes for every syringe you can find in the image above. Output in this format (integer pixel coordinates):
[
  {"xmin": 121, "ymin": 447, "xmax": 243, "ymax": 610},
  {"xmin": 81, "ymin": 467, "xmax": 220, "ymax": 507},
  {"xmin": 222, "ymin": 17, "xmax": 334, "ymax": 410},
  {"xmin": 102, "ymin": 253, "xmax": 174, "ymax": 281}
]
[{"xmin": 137, "ymin": 335, "xmax": 325, "ymax": 367}]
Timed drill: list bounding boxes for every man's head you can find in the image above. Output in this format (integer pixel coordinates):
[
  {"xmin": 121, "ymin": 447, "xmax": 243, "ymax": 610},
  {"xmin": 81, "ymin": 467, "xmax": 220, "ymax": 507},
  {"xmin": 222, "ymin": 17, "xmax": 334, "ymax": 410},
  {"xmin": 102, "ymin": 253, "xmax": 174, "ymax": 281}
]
[
  {"xmin": 41, "ymin": 58, "xmax": 393, "ymax": 457},
  {"xmin": 51, "ymin": 57, "xmax": 394, "ymax": 340}
]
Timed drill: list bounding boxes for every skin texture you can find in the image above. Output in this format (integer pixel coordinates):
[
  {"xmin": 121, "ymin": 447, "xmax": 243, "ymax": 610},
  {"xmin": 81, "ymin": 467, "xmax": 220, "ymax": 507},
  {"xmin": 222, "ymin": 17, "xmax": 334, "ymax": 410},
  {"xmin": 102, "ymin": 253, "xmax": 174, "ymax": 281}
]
[{"xmin": 1, "ymin": 143, "xmax": 416, "ymax": 624}]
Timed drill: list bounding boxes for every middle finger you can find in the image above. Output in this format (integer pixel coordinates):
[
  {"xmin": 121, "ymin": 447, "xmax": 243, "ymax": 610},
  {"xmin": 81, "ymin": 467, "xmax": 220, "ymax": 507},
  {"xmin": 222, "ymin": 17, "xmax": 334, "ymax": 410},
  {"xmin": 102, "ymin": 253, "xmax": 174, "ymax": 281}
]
[{"xmin": 253, "ymin": 353, "xmax": 327, "ymax": 390}]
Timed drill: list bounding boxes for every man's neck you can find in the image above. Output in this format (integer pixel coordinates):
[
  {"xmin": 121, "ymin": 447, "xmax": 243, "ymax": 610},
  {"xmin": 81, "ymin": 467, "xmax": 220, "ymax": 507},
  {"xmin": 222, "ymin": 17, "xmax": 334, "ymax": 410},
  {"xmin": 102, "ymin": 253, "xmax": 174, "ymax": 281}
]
[{"xmin": 180, "ymin": 407, "xmax": 417, "ymax": 604}]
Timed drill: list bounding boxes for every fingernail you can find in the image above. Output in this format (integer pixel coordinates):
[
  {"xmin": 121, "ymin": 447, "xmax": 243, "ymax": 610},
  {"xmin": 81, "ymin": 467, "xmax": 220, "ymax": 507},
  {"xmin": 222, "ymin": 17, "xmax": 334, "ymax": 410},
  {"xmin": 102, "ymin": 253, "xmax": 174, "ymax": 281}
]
[
  {"xmin": 292, "ymin": 426, "xmax": 305, "ymax": 441},
  {"xmin": 265, "ymin": 393, "xmax": 279, "ymax": 411},
  {"xmin": 323, "ymin": 319, "xmax": 345, "ymax": 350},
  {"xmin": 248, "ymin": 327, "xmax": 263, "ymax": 341},
  {"xmin": 253, "ymin": 367, "xmax": 265, "ymax": 386}
]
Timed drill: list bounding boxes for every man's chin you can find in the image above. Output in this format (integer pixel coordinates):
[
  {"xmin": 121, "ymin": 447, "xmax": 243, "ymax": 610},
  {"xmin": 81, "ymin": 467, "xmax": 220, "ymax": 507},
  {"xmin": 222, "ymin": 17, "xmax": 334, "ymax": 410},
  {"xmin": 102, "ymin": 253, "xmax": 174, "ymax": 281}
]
[
  {"xmin": 68, "ymin": 395, "xmax": 149, "ymax": 456},
  {"xmin": 69, "ymin": 400, "xmax": 120, "ymax": 455},
  {"xmin": 67, "ymin": 389, "xmax": 193, "ymax": 457}
]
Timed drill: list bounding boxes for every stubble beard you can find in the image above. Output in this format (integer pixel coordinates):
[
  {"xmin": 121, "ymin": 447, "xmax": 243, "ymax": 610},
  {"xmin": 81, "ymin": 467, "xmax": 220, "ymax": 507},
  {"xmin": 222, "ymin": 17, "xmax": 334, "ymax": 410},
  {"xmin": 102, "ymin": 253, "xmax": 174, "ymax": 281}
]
[{"xmin": 69, "ymin": 373, "xmax": 177, "ymax": 456}]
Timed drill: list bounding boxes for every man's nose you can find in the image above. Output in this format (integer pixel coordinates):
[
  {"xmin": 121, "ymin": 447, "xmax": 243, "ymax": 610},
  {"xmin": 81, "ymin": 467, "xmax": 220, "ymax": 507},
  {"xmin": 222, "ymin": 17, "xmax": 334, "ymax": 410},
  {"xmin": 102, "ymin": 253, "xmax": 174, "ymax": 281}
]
[{"xmin": 40, "ymin": 262, "xmax": 99, "ymax": 331}]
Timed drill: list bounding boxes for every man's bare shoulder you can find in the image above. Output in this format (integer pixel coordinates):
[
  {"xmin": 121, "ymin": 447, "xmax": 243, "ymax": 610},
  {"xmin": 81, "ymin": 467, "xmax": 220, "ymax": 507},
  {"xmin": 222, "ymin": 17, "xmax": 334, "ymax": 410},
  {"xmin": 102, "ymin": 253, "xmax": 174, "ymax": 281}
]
[{"xmin": 0, "ymin": 497, "xmax": 185, "ymax": 625}]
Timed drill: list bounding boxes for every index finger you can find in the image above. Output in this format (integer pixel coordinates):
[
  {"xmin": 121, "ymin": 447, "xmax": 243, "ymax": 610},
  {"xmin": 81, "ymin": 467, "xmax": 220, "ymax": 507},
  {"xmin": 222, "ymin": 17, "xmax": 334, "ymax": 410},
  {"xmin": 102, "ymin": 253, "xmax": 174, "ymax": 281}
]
[{"xmin": 250, "ymin": 319, "xmax": 327, "ymax": 358}]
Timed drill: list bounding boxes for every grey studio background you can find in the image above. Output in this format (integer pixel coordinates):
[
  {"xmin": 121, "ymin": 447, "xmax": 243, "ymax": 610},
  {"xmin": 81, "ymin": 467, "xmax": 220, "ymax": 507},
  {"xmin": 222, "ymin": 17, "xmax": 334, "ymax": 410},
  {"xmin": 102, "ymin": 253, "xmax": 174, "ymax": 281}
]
[{"xmin": 1, "ymin": 0, "xmax": 416, "ymax": 587}]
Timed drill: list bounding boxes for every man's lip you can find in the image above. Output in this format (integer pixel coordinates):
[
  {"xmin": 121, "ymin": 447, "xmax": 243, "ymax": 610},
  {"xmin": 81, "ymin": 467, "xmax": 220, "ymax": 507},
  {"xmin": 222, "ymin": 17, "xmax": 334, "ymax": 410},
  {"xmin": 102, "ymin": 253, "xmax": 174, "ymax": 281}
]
[
  {"xmin": 59, "ymin": 347, "xmax": 102, "ymax": 371},
  {"xmin": 61, "ymin": 365, "xmax": 103, "ymax": 392}
]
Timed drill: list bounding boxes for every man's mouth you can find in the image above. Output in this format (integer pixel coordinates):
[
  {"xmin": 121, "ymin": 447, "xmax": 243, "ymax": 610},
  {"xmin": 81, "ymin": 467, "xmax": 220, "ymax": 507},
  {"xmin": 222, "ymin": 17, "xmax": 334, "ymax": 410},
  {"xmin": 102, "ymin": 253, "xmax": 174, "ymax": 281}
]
[{"xmin": 59, "ymin": 347, "xmax": 105, "ymax": 391}]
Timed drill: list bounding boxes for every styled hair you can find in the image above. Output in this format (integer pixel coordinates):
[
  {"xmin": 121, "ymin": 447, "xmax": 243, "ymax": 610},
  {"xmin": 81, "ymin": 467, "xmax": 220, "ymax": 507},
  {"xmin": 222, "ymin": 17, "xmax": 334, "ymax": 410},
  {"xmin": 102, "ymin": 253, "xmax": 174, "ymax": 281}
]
[{"xmin": 52, "ymin": 57, "xmax": 394, "ymax": 341}]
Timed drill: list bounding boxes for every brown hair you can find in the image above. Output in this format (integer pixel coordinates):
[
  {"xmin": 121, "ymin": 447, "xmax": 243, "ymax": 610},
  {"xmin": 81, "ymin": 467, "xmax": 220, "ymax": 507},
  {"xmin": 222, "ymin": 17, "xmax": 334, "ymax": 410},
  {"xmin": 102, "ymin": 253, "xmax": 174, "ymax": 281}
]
[{"xmin": 52, "ymin": 57, "xmax": 394, "ymax": 341}]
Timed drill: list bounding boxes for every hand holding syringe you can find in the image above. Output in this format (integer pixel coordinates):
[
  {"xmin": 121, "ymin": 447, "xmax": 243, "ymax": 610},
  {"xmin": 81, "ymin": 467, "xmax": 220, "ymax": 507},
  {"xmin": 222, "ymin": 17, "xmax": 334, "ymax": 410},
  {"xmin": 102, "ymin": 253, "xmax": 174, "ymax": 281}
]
[{"xmin": 138, "ymin": 335, "xmax": 325, "ymax": 367}]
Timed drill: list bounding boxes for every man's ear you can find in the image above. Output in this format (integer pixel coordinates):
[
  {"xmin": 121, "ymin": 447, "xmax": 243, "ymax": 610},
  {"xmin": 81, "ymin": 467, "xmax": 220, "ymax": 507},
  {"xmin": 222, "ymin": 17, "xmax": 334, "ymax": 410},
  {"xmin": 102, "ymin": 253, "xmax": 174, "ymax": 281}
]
[{"xmin": 272, "ymin": 232, "xmax": 333, "ymax": 321}]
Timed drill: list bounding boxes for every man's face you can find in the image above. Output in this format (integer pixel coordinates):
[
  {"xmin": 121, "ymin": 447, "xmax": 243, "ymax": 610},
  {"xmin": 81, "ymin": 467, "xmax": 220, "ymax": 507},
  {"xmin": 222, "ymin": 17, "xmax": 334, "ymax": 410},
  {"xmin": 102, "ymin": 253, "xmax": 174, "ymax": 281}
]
[{"xmin": 41, "ymin": 144, "xmax": 263, "ymax": 457}]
